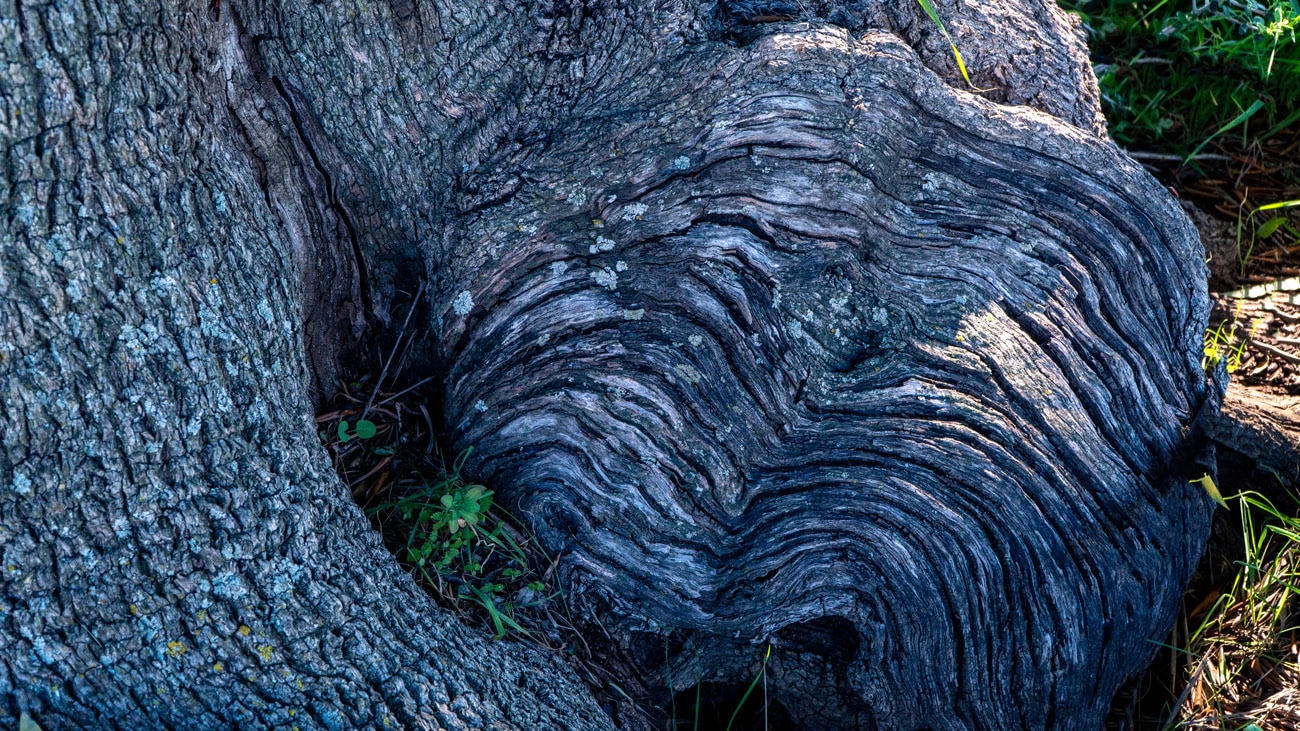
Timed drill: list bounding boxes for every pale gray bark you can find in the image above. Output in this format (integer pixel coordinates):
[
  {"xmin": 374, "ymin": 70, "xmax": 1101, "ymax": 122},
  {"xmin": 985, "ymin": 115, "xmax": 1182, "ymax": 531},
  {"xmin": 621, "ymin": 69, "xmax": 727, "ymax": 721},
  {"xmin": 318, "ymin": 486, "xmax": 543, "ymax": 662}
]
[
  {"xmin": 0, "ymin": 0, "xmax": 608, "ymax": 728},
  {"xmin": 1, "ymin": 0, "xmax": 1225, "ymax": 728}
]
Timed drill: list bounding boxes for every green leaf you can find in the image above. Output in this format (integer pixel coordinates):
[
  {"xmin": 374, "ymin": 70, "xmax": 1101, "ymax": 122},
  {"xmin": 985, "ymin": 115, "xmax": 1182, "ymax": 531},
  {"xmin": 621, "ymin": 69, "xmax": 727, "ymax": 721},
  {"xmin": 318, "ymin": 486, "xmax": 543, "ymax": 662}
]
[
  {"xmin": 1257, "ymin": 216, "xmax": 1289, "ymax": 238},
  {"xmin": 1192, "ymin": 474, "xmax": 1228, "ymax": 509},
  {"xmin": 441, "ymin": 494, "xmax": 455, "ymax": 508},
  {"xmin": 355, "ymin": 419, "xmax": 377, "ymax": 439},
  {"xmin": 337, "ymin": 420, "xmax": 351, "ymax": 442}
]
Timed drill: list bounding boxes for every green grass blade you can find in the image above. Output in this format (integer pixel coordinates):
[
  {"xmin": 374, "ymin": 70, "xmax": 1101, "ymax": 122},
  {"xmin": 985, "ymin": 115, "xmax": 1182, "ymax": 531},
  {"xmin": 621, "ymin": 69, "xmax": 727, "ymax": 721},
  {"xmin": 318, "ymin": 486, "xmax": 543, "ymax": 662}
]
[
  {"xmin": 1184, "ymin": 99, "xmax": 1264, "ymax": 163},
  {"xmin": 914, "ymin": 0, "xmax": 987, "ymax": 90},
  {"xmin": 725, "ymin": 645, "xmax": 771, "ymax": 731},
  {"xmin": 1256, "ymin": 198, "xmax": 1300, "ymax": 212}
]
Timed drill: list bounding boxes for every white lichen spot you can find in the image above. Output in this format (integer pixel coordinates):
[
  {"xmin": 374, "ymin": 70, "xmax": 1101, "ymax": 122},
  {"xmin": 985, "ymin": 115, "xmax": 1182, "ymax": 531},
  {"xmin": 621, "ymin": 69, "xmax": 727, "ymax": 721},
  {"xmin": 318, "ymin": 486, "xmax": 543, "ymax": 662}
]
[
  {"xmin": 11, "ymin": 472, "xmax": 31, "ymax": 495},
  {"xmin": 516, "ymin": 222, "xmax": 538, "ymax": 235},
  {"xmin": 673, "ymin": 363, "xmax": 702, "ymax": 384},
  {"xmin": 670, "ymin": 156, "xmax": 691, "ymax": 171},
  {"xmin": 622, "ymin": 309, "xmax": 645, "ymax": 321},
  {"xmin": 566, "ymin": 189, "xmax": 587, "ymax": 207},
  {"xmin": 592, "ymin": 267, "xmax": 618, "ymax": 290},
  {"xmin": 257, "ymin": 299, "xmax": 276, "ymax": 327},
  {"xmin": 871, "ymin": 307, "xmax": 889, "ymax": 326},
  {"xmin": 622, "ymin": 202, "xmax": 648, "ymax": 221},
  {"xmin": 787, "ymin": 320, "xmax": 804, "ymax": 339},
  {"xmin": 474, "ymin": 400, "xmax": 487, "ymax": 413},
  {"xmin": 551, "ymin": 261, "xmax": 568, "ymax": 276},
  {"xmin": 615, "ymin": 260, "xmax": 627, "ymax": 272},
  {"xmin": 452, "ymin": 290, "xmax": 474, "ymax": 316},
  {"xmin": 688, "ymin": 334, "xmax": 703, "ymax": 347},
  {"xmin": 589, "ymin": 236, "xmax": 616, "ymax": 255},
  {"xmin": 829, "ymin": 295, "xmax": 849, "ymax": 312},
  {"xmin": 537, "ymin": 333, "xmax": 552, "ymax": 346}
]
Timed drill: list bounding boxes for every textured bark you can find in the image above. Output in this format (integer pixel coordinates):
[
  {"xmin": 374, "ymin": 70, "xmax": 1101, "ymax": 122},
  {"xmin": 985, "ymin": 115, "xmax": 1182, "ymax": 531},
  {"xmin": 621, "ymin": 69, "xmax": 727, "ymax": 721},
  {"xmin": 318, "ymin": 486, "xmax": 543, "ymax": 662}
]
[
  {"xmin": 1, "ymin": 0, "xmax": 1221, "ymax": 729},
  {"xmin": 0, "ymin": 0, "xmax": 608, "ymax": 728},
  {"xmin": 441, "ymin": 26, "xmax": 1215, "ymax": 730},
  {"xmin": 1209, "ymin": 386, "xmax": 1300, "ymax": 486}
]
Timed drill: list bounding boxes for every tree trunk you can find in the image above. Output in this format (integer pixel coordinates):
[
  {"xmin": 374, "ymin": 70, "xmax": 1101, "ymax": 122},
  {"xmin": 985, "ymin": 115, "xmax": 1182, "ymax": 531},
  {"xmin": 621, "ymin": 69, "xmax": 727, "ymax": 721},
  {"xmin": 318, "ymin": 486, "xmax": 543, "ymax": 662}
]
[
  {"xmin": 0, "ymin": 0, "xmax": 607, "ymax": 728},
  {"xmin": 2, "ymin": 0, "xmax": 1225, "ymax": 728}
]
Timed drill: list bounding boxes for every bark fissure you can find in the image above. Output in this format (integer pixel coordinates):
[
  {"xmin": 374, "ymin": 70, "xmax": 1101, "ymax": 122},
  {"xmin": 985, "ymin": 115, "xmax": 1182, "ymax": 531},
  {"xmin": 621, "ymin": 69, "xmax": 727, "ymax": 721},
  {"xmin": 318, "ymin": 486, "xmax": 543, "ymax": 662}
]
[{"xmin": 269, "ymin": 74, "xmax": 375, "ymax": 324}]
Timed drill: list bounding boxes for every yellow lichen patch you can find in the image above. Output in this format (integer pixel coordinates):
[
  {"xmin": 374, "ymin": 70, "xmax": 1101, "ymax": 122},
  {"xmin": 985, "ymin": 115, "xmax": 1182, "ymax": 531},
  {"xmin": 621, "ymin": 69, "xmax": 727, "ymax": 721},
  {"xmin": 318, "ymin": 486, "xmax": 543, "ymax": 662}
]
[
  {"xmin": 238, "ymin": 625, "xmax": 251, "ymax": 636},
  {"xmin": 130, "ymin": 605, "xmax": 139, "ymax": 616},
  {"xmin": 257, "ymin": 645, "xmax": 273, "ymax": 661},
  {"xmin": 196, "ymin": 609, "xmax": 207, "ymax": 622},
  {"xmin": 213, "ymin": 662, "xmax": 224, "ymax": 672},
  {"xmin": 167, "ymin": 641, "xmax": 186, "ymax": 657}
]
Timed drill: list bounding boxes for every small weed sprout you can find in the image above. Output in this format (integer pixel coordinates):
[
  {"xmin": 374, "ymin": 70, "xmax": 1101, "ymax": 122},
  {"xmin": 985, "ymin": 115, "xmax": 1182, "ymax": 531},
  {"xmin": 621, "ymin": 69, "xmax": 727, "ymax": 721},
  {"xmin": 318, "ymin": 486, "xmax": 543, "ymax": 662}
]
[
  {"xmin": 336, "ymin": 418, "xmax": 377, "ymax": 443},
  {"xmin": 1203, "ymin": 301, "xmax": 1263, "ymax": 374}
]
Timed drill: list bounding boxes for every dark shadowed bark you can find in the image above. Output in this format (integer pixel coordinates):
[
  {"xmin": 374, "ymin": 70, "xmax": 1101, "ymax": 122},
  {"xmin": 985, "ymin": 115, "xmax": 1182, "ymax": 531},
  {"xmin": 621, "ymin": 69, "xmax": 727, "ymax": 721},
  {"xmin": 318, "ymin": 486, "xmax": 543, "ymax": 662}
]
[{"xmin": 1, "ymin": 0, "xmax": 1226, "ymax": 728}]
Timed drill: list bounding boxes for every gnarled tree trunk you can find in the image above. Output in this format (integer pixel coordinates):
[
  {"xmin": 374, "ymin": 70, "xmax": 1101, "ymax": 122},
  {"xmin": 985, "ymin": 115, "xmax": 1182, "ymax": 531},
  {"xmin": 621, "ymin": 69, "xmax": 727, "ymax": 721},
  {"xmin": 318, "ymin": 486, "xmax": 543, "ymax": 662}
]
[{"xmin": 2, "ymin": 0, "xmax": 1221, "ymax": 728}]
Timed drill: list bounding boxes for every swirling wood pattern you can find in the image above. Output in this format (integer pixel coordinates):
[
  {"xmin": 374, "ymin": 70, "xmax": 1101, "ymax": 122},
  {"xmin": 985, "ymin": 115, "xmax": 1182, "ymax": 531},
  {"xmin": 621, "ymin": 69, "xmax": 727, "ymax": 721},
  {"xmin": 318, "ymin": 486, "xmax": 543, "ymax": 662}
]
[{"xmin": 438, "ymin": 28, "xmax": 1215, "ymax": 728}]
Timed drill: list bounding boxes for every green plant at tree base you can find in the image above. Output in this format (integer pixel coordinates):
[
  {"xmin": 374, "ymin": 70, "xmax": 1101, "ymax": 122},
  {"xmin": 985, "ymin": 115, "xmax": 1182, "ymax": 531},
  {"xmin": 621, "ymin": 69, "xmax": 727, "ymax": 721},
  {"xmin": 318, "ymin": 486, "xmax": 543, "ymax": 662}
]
[
  {"xmin": 726, "ymin": 645, "xmax": 772, "ymax": 731},
  {"xmin": 1203, "ymin": 297, "xmax": 1266, "ymax": 374},
  {"xmin": 336, "ymin": 418, "xmax": 377, "ymax": 442},
  {"xmin": 366, "ymin": 447, "xmax": 557, "ymax": 639},
  {"xmin": 668, "ymin": 645, "xmax": 774, "ymax": 731}
]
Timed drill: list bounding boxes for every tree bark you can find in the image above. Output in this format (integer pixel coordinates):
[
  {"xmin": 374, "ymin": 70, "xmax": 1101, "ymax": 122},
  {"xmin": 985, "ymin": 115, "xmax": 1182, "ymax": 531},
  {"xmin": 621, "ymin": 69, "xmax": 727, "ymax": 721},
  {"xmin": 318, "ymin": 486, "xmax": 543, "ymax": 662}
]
[
  {"xmin": 2, "ymin": 0, "xmax": 1224, "ymax": 728},
  {"xmin": 0, "ymin": 0, "xmax": 608, "ymax": 728}
]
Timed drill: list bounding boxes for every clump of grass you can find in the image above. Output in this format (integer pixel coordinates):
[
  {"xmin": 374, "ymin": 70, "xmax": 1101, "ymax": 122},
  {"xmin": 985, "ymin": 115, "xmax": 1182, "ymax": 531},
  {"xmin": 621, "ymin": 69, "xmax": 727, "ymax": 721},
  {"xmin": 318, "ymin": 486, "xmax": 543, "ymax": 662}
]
[
  {"xmin": 1168, "ymin": 487, "xmax": 1300, "ymax": 728},
  {"xmin": 1204, "ymin": 301, "xmax": 1262, "ymax": 373},
  {"xmin": 1061, "ymin": 0, "xmax": 1300, "ymax": 157}
]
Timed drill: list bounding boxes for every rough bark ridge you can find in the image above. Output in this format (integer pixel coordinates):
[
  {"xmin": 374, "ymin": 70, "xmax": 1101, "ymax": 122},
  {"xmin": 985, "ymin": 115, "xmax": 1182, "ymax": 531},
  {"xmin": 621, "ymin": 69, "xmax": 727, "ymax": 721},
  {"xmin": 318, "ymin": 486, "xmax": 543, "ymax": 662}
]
[{"xmin": 2, "ymin": 0, "xmax": 1214, "ymax": 728}]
